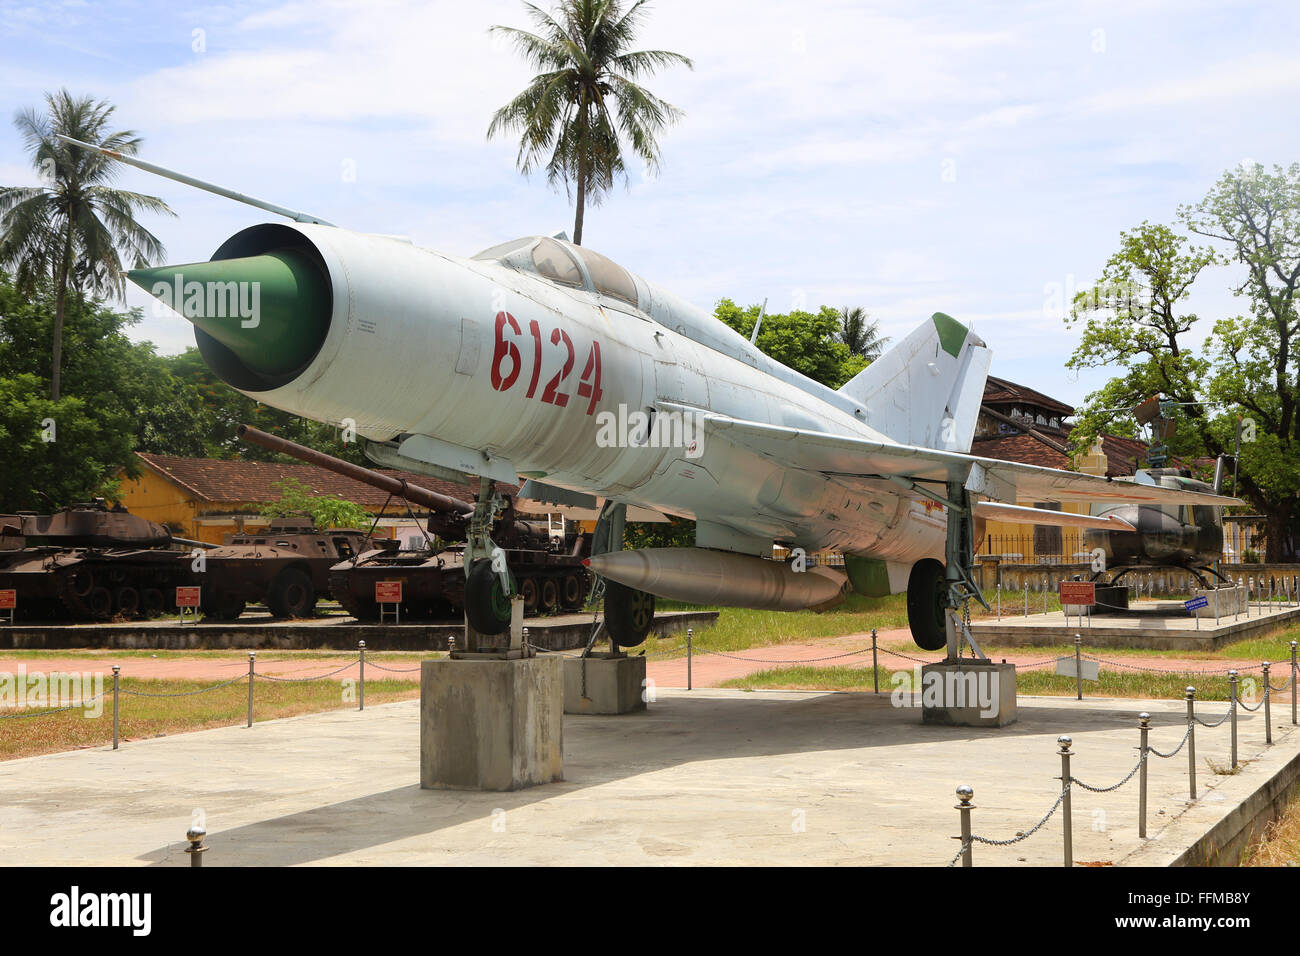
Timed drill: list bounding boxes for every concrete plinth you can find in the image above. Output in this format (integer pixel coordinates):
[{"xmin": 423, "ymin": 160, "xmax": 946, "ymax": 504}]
[
  {"xmin": 1195, "ymin": 585, "xmax": 1244, "ymax": 618},
  {"xmin": 420, "ymin": 655, "xmax": 563, "ymax": 791},
  {"xmin": 920, "ymin": 661, "xmax": 1017, "ymax": 727},
  {"xmin": 563, "ymin": 653, "xmax": 647, "ymax": 715}
]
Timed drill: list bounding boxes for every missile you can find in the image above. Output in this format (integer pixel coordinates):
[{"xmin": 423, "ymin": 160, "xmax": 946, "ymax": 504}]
[{"xmin": 586, "ymin": 548, "xmax": 847, "ymax": 611}]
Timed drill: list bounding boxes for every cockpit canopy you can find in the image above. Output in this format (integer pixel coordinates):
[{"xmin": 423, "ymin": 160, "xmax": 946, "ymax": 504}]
[{"xmin": 472, "ymin": 236, "xmax": 640, "ymax": 308}]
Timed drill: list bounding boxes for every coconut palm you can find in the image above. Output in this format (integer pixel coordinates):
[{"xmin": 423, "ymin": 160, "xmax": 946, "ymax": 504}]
[
  {"xmin": 0, "ymin": 89, "xmax": 174, "ymax": 400},
  {"xmin": 488, "ymin": 0, "xmax": 692, "ymax": 245},
  {"xmin": 839, "ymin": 306, "xmax": 888, "ymax": 362}
]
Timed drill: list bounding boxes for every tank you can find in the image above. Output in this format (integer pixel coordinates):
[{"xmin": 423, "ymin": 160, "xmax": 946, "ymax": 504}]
[
  {"xmin": 0, "ymin": 500, "xmax": 200, "ymax": 621},
  {"xmin": 196, "ymin": 516, "xmax": 379, "ymax": 620},
  {"xmin": 236, "ymin": 425, "xmax": 592, "ymax": 622}
]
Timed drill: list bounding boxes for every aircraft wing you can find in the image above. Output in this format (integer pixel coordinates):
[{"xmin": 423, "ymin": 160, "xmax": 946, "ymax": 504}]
[{"xmin": 694, "ymin": 410, "xmax": 1239, "ymax": 508}]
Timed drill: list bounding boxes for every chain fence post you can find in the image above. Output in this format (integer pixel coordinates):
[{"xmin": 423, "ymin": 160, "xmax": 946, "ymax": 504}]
[
  {"xmin": 1292, "ymin": 641, "xmax": 1297, "ymax": 727},
  {"xmin": 185, "ymin": 825, "xmax": 206, "ymax": 868},
  {"xmin": 247, "ymin": 651, "xmax": 255, "ymax": 728},
  {"xmin": 1138, "ymin": 713, "xmax": 1150, "ymax": 838},
  {"xmin": 996, "ymin": 583, "xmax": 1001, "ymax": 620},
  {"xmin": 686, "ymin": 627, "xmax": 693, "ymax": 691},
  {"xmin": 1074, "ymin": 635, "xmax": 1083, "ymax": 701},
  {"xmin": 955, "ymin": 785, "xmax": 974, "ymax": 867},
  {"xmin": 358, "ymin": 640, "xmax": 366, "ymax": 712},
  {"xmin": 1058, "ymin": 735, "xmax": 1073, "ymax": 868},
  {"xmin": 869, "ymin": 628, "xmax": 879, "ymax": 694},
  {"xmin": 1263, "ymin": 661, "xmax": 1272, "ymax": 744},
  {"xmin": 1024, "ymin": 583, "xmax": 1029, "ymax": 618},
  {"xmin": 111, "ymin": 664, "xmax": 120, "ymax": 751},
  {"xmin": 1186, "ymin": 687, "xmax": 1197, "ymax": 801},
  {"xmin": 1229, "ymin": 670, "xmax": 1238, "ymax": 769}
]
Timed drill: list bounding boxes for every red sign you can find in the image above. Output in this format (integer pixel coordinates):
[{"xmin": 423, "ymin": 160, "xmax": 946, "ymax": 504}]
[
  {"xmin": 375, "ymin": 581, "xmax": 403, "ymax": 604},
  {"xmin": 0, "ymin": 590, "xmax": 15, "ymax": 610},
  {"xmin": 175, "ymin": 586, "xmax": 201, "ymax": 608},
  {"xmin": 1058, "ymin": 581, "xmax": 1096, "ymax": 606}
]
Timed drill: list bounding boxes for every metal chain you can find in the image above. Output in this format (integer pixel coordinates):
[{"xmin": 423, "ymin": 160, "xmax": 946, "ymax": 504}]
[
  {"xmin": 1237, "ymin": 694, "xmax": 1265, "ymax": 712},
  {"xmin": 1194, "ymin": 700, "xmax": 1236, "ymax": 728},
  {"xmin": 254, "ymin": 659, "xmax": 361, "ymax": 683},
  {"xmin": 1147, "ymin": 724, "xmax": 1193, "ymax": 759},
  {"xmin": 120, "ymin": 674, "xmax": 249, "ymax": 698},
  {"xmin": 695, "ymin": 645, "xmax": 877, "ymax": 665},
  {"xmin": 1081, "ymin": 653, "xmax": 1225, "ymax": 677},
  {"xmin": 363, "ymin": 660, "xmax": 423, "ymax": 674},
  {"xmin": 967, "ymin": 785, "xmax": 1071, "ymax": 847},
  {"xmin": 1070, "ymin": 751, "xmax": 1146, "ymax": 793},
  {"xmin": 1268, "ymin": 676, "xmax": 1293, "ymax": 693},
  {"xmin": 0, "ymin": 696, "xmax": 102, "ymax": 718},
  {"xmin": 945, "ymin": 841, "xmax": 971, "ymax": 867}
]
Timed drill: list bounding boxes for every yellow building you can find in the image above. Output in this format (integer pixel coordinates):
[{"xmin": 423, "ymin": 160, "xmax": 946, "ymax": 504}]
[{"xmin": 117, "ymin": 452, "xmax": 493, "ymax": 546}]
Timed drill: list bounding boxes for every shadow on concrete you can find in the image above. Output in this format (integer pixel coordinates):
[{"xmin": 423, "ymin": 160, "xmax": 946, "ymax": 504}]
[{"xmin": 137, "ymin": 690, "xmax": 1188, "ymax": 866}]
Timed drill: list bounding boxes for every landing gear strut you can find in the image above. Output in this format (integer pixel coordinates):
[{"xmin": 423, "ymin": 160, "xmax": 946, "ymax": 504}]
[{"xmin": 461, "ymin": 476, "xmax": 516, "ymax": 648}]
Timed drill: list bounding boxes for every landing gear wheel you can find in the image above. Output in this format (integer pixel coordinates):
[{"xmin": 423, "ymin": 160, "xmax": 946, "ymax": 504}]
[
  {"xmin": 907, "ymin": 558, "xmax": 948, "ymax": 651},
  {"xmin": 540, "ymin": 578, "xmax": 559, "ymax": 614},
  {"xmin": 267, "ymin": 568, "xmax": 315, "ymax": 619},
  {"xmin": 604, "ymin": 580, "xmax": 654, "ymax": 647},
  {"xmin": 520, "ymin": 577, "xmax": 539, "ymax": 613},
  {"xmin": 465, "ymin": 559, "xmax": 514, "ymax": 635}
]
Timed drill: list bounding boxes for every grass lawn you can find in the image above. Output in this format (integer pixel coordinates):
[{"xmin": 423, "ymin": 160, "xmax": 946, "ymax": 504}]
[{"xmin": 0, "ymin": 675, "xmax": 420, "ymax": 761}]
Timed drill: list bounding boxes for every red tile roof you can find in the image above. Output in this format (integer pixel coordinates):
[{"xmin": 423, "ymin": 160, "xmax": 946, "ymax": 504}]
[
  {"xmin": 983, "ymin": 375, "xmax": 1074, "ymax": 418},
  {"xmin": 969, "ymin": 429, "xmax": 1174, "ymax": 478},
  {"xmin": 134, "ymin": 452, "xmax": 519, "ymax": 510}
]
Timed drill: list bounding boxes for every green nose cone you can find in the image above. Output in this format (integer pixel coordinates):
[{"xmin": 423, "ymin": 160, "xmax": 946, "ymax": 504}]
[{"xmin": 129, "ymin": 249, "xmax": 329, "ymax": 377}]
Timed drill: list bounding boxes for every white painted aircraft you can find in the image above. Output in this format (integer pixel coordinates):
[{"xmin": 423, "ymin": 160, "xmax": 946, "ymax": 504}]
[{"xmin": 68, "ymin": 136, "xmax": 1235, "ymax": 652}]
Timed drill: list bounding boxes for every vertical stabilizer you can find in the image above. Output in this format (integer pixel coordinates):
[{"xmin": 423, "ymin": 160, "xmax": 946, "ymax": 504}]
[{"xmin": 838, "ymin": 312, "xmax": 991, "ymax": 452}]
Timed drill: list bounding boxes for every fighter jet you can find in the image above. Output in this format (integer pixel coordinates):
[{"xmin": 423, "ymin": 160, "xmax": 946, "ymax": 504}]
[{"xmin": 66, "ymin": 136, "xmax": 1236, "ymax": 652}]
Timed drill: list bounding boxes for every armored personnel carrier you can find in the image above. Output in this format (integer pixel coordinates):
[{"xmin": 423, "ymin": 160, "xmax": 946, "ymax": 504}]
[{"xmin": 197, "ymin": 517, "xmax": 378, "ymax": 620}]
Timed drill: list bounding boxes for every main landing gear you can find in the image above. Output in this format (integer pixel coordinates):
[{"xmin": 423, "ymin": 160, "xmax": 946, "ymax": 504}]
[{"xmin": 904, "ymin": 479, "xmax": 990, "ymax": 659}]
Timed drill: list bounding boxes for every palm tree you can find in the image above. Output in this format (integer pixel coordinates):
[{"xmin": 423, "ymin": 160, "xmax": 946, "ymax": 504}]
[
  {"xmin": 0, "ymin": 89, "xmax": 174, "ymax": 400},
  {"xmin": 839, "ymin": 306, "xmax": 888, "ymax": 362},
  {"xmin": 488, "ymin": 0, "xmax": 692, "ymax": 245}
]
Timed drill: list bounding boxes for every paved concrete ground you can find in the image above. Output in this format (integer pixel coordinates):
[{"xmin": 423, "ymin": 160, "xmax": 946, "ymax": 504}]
[{"xmin": 3, "ymin": 687, "xmax": 1294, "ymax": 866}]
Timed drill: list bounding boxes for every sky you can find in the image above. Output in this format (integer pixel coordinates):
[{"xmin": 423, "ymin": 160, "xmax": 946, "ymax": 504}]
[{"xmin": 2, "ymin": 0, "xmax": 1298, "ymax": 407}]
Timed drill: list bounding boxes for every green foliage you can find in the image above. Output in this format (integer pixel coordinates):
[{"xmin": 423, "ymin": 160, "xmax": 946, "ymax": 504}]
[
  {"xmin": 488, "ymin": 0, "xmax": 692, "ymax": 244},
  {"xmin": 1067, "ymin": 163, "xmax": 1300, "ymax": 559},
  {"xmin": 837, "ymin": 306, "xmax": 888, "ymax": 362},
  {"xmin": 715, "ymin": 298, "xmax": 867, "ymax": 388},
  {"xmin": 625, "ymin": 514, "xmax": 694, "ymax": 549},
  {"xmin": 259, "ymin": 477, "xmax": 370, "ymax": 530},
  {"xmin": 0, "ymin": 89, "xmax": 174, "ymax": 400}
]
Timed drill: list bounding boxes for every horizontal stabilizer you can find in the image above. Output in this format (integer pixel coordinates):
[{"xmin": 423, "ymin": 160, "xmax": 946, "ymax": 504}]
[{"xmin": 974, "ymin": 501, "xmax": 1136, "ymax": 532}]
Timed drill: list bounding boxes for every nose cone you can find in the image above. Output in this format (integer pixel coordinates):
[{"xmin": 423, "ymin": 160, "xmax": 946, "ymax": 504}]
[{"xmin": 128, "ymin": 248, "xmax": 330, "ymax": 377}]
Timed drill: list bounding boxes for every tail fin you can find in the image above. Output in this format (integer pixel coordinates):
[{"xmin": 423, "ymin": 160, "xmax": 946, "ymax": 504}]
[{"xmin": 838, "ymin": 312, "xmax": 990, "ymax": 452}]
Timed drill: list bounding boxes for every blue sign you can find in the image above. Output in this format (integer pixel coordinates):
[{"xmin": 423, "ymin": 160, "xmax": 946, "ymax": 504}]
[{"xmin": 1185, "ymin": 596, "xmax": 1209, "ymax": 611}]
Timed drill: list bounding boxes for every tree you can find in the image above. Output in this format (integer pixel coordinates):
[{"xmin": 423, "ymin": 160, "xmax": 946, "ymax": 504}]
[
  {"xmin": 0, "ymin": 271, "xmax": 214, "ymax": 510},
  {"xmin": 1066, "ymin": 183, "xmax": 1300, "ymax": 560},
  {"xmin": 488, "ymin": 0, "xmax": 692, "ymax": 245},
  {"xmin": 837, "ymin": 306, "xmax": 888, "ymax": 362},
  {"xmin": 0, "ymin": 90, "xmax": 174, "ymax": 400},
  {"xmin": 715, "ymin": 298, "xmax": 867, "ymax": 388},
  {"xmin": 260, "ymin": 478, "xmax": 370, "ymax": 530}
]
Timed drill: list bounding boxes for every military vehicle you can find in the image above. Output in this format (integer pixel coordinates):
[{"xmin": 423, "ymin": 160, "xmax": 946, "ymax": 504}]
[
  {"xmin": 197, "ymin": 517, "xmax": 377, "ymax": 620},
  {"xmin": 236, "ymin": 425, "xmax": 592, "ymax": 625},
  {"xmin": 0, "ymin": 500, "xmax": 201, "ymax": 621}
]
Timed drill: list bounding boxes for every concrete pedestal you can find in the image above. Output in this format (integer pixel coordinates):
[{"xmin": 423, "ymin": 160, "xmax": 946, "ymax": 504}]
[
  {"xmin": 920, "ymin": 661, "xmax": 1017, "ymax": 727},
  {"xmin": 420, "ymin": 655, "xmax": 563, "ymax": 791},
  {"xmin": 563, "ymin": 653, "xmax": 647, "ymax": 715},
  {"xmin": 1195, "ymin": 586, "xmax": 1245, "ymax": 618}
]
